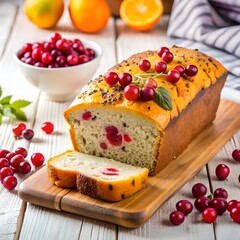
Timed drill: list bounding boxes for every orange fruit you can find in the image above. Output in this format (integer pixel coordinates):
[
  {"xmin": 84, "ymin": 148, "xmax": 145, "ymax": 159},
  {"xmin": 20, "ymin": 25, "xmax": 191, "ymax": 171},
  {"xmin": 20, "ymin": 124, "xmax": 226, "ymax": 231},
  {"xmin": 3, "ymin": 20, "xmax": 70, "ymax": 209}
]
[
  {"xmin": 69, "ymin": 0, "xmax": 111, "ymax": 33},
  {"xmin": 120, "ymin": 0, "xmax": 163, "ymax": 31},
  {"xmin": 24, "ymin": 0, "xmax": 64, "ymax": 29}
]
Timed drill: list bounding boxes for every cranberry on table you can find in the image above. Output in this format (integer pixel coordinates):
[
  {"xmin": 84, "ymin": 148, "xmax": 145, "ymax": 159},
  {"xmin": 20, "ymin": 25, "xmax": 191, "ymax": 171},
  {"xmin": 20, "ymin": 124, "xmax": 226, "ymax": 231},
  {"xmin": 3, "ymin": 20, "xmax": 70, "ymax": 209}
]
[
  {"xmin": 10, "ymin": 154, "xmax": 25, "ymax": 169},
  {"xmin": 169, "ymin": 211, "xmax": 185, "ymax": 225},
  {"xmin": 192, "ymin": 183, "xmax": 207, "ymax": 197},
  {"xmin": 210, "ymin": 197, "xmax": 227, "ymax": 215},
  {"xmin": 194, "ymin": 196, "xmax": 210, "ymax": 212},
  {"xmin": 0, "ymin": 149, "xmax": 10, "ymax": 158},
  {"xmin": 227, "ymin": 200, "xmax": 240, "ymax": 212},
  {"xmin": 185, "ymin": 64, "xmax": 198, "ymax": 77},
  {"xmin": 232, "ymin": 149, "xmax": 240, "ymax": 162},
  {"xmin": 0, "ymin": 167, "xmax": 14, "ymax": 181},
  {"xmin": 174, "ymin": 65, "xmax": 185, "ymax": 76},
  {"xmin": 162, "ymin": 51, "xmax": 174, "ymax": 63},
  {"xmin": 124, "ymin": 84, "xmax": 139, "ymax": 101},
  {"xmin": 139, "ymin": 59, "xmax": 151, "ymax": 72},
  {"xmin": 230, "ymin": 206, "xmax": 240, "ymax": 223},
  {"xmin": 202, "ymin": 208, "xmax": 217, "ymax": 223},
  {"xmin": 2, "ymin": 175, "xmax": 17, "ymax": 190},
  {"xmin": 154, "ymin": 61, "xmax": 167, "ymax": 73},
  {"xmin": 157, "ymin": 47, "xmax": 169, "ymax": 57},
  {"xmin": 18, "ymin": 161, "xmax": 32, "ymax": 174},
  {"xmin": 12, "ymin": 122, "xmax": 26, "ymax": 137},
  {"xmin": 31, "ymin": 153, "xmax": 45, "ymax": 167},
  {"xmin": 145, "ymin": 78, "xmax": 158, "ymax": 89},
  {"xmin": 176, "ymin": 200, "xmax": 193, "ymax": 216},
  {"xmin": 0, "ymin": 158, "xmax": 10, "ymax": 169},
  {"xmin": 167, "ymin": 69, "xmax": 181, "ymax": 84},
  {"xmin": 105, "ymin": 72, "xmax": 119, "ymax": 85},
  {"xmin": 41, "ymin": 122, "xmax": 54, "ymax": 134},
  {"xmin": 15, "ymin": 147, "xmax": 28, "ymax": 158},
  {"xmin": 5, "ymin": 152, "xmax": 16, "ymax": 161},
  {"xmin": 22, "ymin": 129, "xmax": 34, "ymax": 141},
  {"xmin": 215, "ymin": 164, "xmax": 230, "ymax": 180},
  {"xmin": 140, "ymin": 86, "xmax": 155, "ymax": 101},
  {"xmin": 213, "ymin": 187, "xmax": 228, "ymax": 199},
  {"xmin": 119, "ymin": 73, "xmax": 132, "ymax": 87}
]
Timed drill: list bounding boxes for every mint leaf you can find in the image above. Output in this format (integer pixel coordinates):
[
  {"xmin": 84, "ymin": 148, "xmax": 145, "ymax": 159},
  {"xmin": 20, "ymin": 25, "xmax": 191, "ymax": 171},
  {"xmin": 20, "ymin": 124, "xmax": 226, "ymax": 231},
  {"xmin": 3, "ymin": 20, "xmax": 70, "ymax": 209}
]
[
  {"xmin": 0, "ymin": 87, "xmax": 2, "ymax": 98},
  {"xmin": 0, "ymin": 95, "xmax": 12, "ymax": 105},
  {"xmin": 154, "ymin": 87, "xmax": 172, "ymax": 110},
  {"xmin": 11, "ymin": 108, "xmax": 27, "ymax": 121},
  {"xmin": 11, "ymin": 100, "xmax": 31, "ymax": 108}
]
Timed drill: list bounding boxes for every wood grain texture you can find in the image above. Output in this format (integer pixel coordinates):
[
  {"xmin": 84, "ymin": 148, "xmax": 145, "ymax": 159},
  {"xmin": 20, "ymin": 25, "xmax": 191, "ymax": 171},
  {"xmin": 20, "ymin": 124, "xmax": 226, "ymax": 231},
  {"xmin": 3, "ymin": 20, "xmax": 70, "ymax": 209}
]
[{"xmin": 18, "ymin": 100, "xmax": 240, "ymax": 228}]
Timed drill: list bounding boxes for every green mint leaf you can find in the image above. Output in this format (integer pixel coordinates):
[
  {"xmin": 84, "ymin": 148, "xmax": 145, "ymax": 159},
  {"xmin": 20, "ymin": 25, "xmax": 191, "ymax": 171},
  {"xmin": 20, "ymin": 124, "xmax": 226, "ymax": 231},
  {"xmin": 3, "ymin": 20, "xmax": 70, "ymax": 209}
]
[
  {"xmin": 11, "ymin": 100, "xmax": 31, "ymax": 109},
  {"xmin": 11, "ymin": 108, "xmax": 27, "ymax": 121},
  {"xmin": 0, "ymin": 95, "xmax": 12, "ymax": 105},
  {"xmin": 0, "ymin": 87, "xmax": 2, "ymax": 98},
  {"xmin": 154, "ymin": 87, "xmax": 172, "ymax": 110}
]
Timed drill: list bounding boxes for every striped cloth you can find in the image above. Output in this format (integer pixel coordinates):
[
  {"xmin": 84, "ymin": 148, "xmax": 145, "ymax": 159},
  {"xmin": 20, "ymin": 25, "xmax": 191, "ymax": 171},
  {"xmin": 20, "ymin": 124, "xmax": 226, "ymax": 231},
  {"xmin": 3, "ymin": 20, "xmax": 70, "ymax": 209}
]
[{"xmin": 167, "ymin": 0, "xmax": 240, "ymax": 103}]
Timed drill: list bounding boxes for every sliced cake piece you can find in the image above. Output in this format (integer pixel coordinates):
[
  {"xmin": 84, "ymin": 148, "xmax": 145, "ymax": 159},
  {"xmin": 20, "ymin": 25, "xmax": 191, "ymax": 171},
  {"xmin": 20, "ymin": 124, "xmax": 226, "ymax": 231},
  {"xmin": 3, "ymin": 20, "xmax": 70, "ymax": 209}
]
[{"xmin": 47, "ymin": 150, "xmax": 148, "ymax": 201}]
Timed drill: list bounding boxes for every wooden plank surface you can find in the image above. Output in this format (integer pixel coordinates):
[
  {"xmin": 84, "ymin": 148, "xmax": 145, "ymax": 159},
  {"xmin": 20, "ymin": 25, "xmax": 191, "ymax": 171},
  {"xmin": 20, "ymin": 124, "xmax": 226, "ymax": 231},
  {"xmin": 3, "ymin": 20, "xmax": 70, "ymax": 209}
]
[{"xmin": 18, "ymin": 100, "xmax": 240, "ymax": 228}]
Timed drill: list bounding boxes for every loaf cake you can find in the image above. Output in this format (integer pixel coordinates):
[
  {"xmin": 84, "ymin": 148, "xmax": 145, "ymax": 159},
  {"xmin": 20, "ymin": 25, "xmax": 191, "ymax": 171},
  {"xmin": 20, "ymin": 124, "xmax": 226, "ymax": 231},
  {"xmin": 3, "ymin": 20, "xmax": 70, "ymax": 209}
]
[
  {"xmin": 47, "ymin": 150, "xmax": 148, "ymax": 201},
  {"xmin": 64, "ymin": 46, "xmax": 228, "ymax": 175}
]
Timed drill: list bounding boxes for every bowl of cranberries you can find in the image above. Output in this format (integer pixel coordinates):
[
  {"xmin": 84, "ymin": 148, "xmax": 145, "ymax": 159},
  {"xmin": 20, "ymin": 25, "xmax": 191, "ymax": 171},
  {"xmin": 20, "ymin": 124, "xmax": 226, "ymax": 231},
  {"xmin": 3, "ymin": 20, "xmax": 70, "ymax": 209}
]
[{"xmin": 14, "ymin": 33, "xmax": 102, "ymax": 102}]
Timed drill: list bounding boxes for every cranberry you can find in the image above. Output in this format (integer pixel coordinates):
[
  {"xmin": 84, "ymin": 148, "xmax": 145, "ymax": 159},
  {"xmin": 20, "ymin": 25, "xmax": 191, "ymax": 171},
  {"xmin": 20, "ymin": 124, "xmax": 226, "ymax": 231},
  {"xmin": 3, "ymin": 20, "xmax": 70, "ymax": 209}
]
[
  {"xmin": 213, "ymin": 188, "xmax": 228, "ymax": 199},
  {"xmin": 0, "ymin": 167, "xmax": 14, "ymax": 182},
  {"xmin": 32, "ymin": 43, "xmax": 43, "ymax": 49},
  {"xmin": 140, "ymin": 86, "xmax": 155, "ymax": 101},
  {"xmin": 72, "ymin": 42, "xmax": 84, "ymax": 53},
  {"xmin": 41, "ymin": 52, "xmax": 53, "ymax": 65},
  {"xmin": 56, "ymin": 39, "xmax": 70, "ymax": 51},
  {"xmin": 41, "ymin": 122, "xmax": 54, "ymax": 134},
  {"xmin": 22, "ymin": 43, "xmax": 32, "ymax": 53},
  {"xmin": 10, "ymin": 154, "xmax": 24, "ymax": 169},
  {"xmin": 105, "ymin": 125, "xmax": 118, "ymax": 135},
  {"xmin": 123, "ymin": 134, "xmax": 131, "ymax": 143},
  {"xmin": 15, "ymin": 147, "xmax": 28, "ymax": 158},
  {"xmin": 176, "ymin": 200, "xmax": 193, "ymax": 216},
  {"xmin": 119, "ymin": 73, "xmax": 132, "ymax": 87},
  {"xmin": 194, "ymin": 196, "xmax": 210, "ymax": 212},
  {"xmin": 0, "ymin": 149, "xmax": 10, "ymax": 158},
  {"xmin": 174, "ymin": 65, "xmax": 185, "ymax": 76},
  {"xmin": 232, "ymin": 149, "xmax": 240, "ymax": 162},
  {"xmin": 230, "ymin": 206, "xmax": 240, "ymax": 223},
  {"xmin": 5, "ymin": 152, "xmax": 16, "ymax": 161},
  {"xmin": 154, "ymin": 61, "xmax": 167, "ymax": 73},
  {"xmin": 202, "ymin": 208, "xmax": 217, "ymax": 223},
  {"xmin": 124, "ymin": 84, "xmax": 139, "ymax": 101},
  {"xmin": 22, "ymin": 129, "xmax": 34, "ymax": 140},
  {"xmin": 2, "ymin": 175, "xmax": 17, "ymax": 190},
  {"xmin": 34, "ymin": 62, "xmax": 45, "ymax": 68},
  {"xmin": 192, "ymin": 183, "xmax": 207, "ymax": 198},
  {"xmin": 67, "ymin": 54, "xmax": 79, "ymax": 65},
  {"xmin": 105, "ymin": 72, "xmax": 119, "ymax": 85},
  {"xmin": 18, "ymin": 161, "xmax": 31, "ymax": 174},
  {"xmin": 227, "ymin": 200, "xmax": 240, "ymax": 212},
  {"xmin": 215, "ymin": 164, "xmax": 230, "ymax": 180},
  {"xmin": 106, "ymin": 133, "xmax": 122, "ymax": 146},
  {"xmin": 100, "ymin": 142, "xmax": 108, "ymax": 150},
  {"xmin": 84, "ymin": 48, "xmax": 95, "ymax": 57},
  {"xmin": 210, "ymin": 197, "xmax": 227, "ymax": 215},
  {"xmin": 162, "ymin": 51, "xmax": 174, "ymax": 63},
  {"xmin": 31, "ymin": 47, "xmax": 44, "ymax": 61},
  {"xmin": 48, "ymin": 63, "xmax": 59, "ymax": 68},
  {"xmin": 82, "ymin": 111, "xmax": 92, "ymax": 121},
  {"xmin": 51, "ymin": 32, "xmax": 62, "ymax": 44},
  {"xmin": 157, "ymin": 47, "xmax": 169, "ymax": 57},
  {"xmin": 145, "ymin": 78, "xmax": 158, "ymax": 89},
  {"xmin": 17, "ymin": 49, "xmax": 24, "ymax": 59},
  {"xmin": 101, "ymin": 167, "xmax": 119, "ymax": 176},
  {"xmin": 0, "ymin": 158, "xmax": 10, "ymax": 169},
  {"xmin": 185, "ymin": 65, "xmax": 198, "ymax": 77},
  {"xmin": 25, "ymin": 58, "xmax": 35, "ymax": 65},
  {"xmin": 44, "ymin": 42, "xmax": 55, "ymax": 51},
  {"xmin": 169, "ymin": 211, "xmax": 185, "ymax": 225},
  {"xmin": 12, "ymin": 123, "xmax": 26, "ymax": 137},
  {"xmin": 139, "ymin": 59, "xmax": 151, "ymax": 72},
  {"xmin": 51, "ymin": 49, "xmax": 62, "ymax": 59},
  {"xmin": 56, "ymin": 55, "xmax": 66, "ymax": 66},
  {"xmin": 78, "ymin": 55, "xmax": 90, "ymax": 64},
  {"xmin": 31, "ymin": 153, "xmax": 45, "ymax": 167},
  {"xmin": 167, "ymin": 69, "xmax": 180, "ymax": 83}
]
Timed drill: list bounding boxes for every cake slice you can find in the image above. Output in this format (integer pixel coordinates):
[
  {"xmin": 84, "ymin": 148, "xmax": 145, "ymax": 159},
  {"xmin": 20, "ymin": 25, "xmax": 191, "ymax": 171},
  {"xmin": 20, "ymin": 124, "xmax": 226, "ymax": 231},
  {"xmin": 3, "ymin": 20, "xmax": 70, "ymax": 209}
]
[{"xmin": 47, "ymin": 150, "xmax": 149, "ymax": 201}]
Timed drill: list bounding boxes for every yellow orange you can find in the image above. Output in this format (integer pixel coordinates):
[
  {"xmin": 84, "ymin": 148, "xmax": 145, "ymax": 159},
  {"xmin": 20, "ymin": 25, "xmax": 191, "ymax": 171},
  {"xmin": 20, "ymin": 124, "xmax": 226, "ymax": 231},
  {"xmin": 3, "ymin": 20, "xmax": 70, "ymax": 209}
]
[
  {"xmin": 24, "ymin": 0, "xmax": 64, "ymax": 29},
  {"xmin": 69, "ymin": 0, "xmax": 111, "ymax": 33},
  {"xmin": 120, "ymin": 0, "xmax": 163, "ymax": 31}
]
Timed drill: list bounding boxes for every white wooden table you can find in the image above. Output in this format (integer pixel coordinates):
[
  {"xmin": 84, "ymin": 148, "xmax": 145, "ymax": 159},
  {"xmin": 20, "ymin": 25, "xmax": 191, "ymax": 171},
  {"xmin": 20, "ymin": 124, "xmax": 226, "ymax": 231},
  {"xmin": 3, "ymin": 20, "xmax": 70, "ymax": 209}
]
[{"xmin": 0, "ymin": 1, "xmax": 240, "ymax": 240}]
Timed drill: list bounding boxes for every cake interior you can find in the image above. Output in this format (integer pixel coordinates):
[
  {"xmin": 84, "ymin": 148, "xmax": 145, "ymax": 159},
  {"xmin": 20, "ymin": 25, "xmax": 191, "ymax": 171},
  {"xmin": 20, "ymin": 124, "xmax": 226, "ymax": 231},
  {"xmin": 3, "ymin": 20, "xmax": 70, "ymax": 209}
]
[{"xmin": 67, "ymin": 107, "xmax": 161, "ymax": 172}]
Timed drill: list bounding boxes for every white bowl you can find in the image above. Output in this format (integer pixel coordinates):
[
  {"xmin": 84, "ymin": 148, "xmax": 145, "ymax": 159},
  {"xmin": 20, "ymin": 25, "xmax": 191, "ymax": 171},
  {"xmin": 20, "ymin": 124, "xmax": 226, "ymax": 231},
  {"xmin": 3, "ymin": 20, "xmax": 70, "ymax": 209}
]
[{"xmin": 14, "ymin": 40, "xmax": 102, "ymax": 102}]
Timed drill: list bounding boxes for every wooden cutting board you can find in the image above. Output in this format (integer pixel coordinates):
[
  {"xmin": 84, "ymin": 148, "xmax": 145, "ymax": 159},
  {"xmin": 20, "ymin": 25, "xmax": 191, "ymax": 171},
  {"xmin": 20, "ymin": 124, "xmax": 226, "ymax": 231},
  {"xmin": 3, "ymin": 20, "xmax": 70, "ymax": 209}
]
[{"xmin": 18, "ymin": 100, "xmax": 240, "ymax": 228}]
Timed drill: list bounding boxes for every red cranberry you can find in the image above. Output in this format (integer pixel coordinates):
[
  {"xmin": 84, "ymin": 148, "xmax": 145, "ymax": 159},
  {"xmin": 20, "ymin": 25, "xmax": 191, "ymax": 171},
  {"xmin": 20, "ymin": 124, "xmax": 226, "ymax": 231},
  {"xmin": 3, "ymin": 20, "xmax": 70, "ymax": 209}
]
[
  {"xmin": 176, "ymin": 200, "xmax": 193, "ymax": 216},
  {"xmin": 194, "ymin": 196, "xmax": 210, "ymax": 212},
  {"xmin": 124, "ymin": 84, "xmax": 139, "ymax": 101},
  {"xmin": 72, "ymin": 42, "xmax": 84, "ymax": 53},
  {"xmin": 67, "ymin": 54, "xmax": 79, "ymax": 65},
  {"xmin": 41, "ymin": 52, "xmax": 53, "ymax": 65},
  {"xmin": 51, "ymin": 49, "xmax": 62, "ymax": 59},
  {"xmin": 139, "ymin": 59, "xmax": 151, "ymax": 72},
  {"xmin": 18, "ymin": 161, "xmax": 32, "ymax": 174},
  {"xmin": 24, "ymin": 52, "xmax": 31, "ymax": 59},
  {"xmin": 15, "ymin": 147, "xmax": 28, "ymax": 158},
  {"xmin": 0, "ymin": 158, "xmax": 10, "ymax": 169},
  {"xmin": 169, "ymin": 211, "xmax": 185, "ymax": 225},
  {"xmin": 174, "ymin": 65, "xmax": 185, "ymax": 76},
  {"xmin": 82, "ymin": 111, "xmax": 92, "ymax": 121},
  {"xmin": 123, "ymin": 134, "xmax": 131, "ymax": 143},
  {"xmin": 41, "ymin": 122, "xmax": 54, "ymax": 134},
  {"xmin": 51, "ymin": 32, "xmax": 62, "ymax": 44},
  {"xmin": 167, "ymin": 69, "xmax": 180, "ymax": 83},
  {"xmin": 10, "ymin": 154, "xmax": 24, "ymax": 169},
  {"xmin": 12, "ymin": 122, "xmax": 26, "ymax": 137},
  {"xmin": 22, "ymin": 43, "xmax": 32, "ymax": 53},
  {"xmin": 79, "ymin": 55, "xmax": 90, "ymax": 64},
  {"xmin": 5, "ymin": 152, "xmax": 16, "ymax": 161},
  {"xmin": 119, "ymin": 73, "xmax": 132, "ymax": 87},
  {"xmin": 202, "ymin": 208, "xmax": 217, "ymax": 223},
  {"xmin": 215, "ymin": 164, "xmax": 230, "ymax": 180},
  {"xmin": 100, "ymin": 142, "xmax": 108, "ymax": 150},
  {"xmin": 106, "ymin": 133, "xmax": 122, "ymax": 146},
  {"xmin": 105, "ymin": 72, "xmax": 119, "ymax": 85},
  {"xmin": 0, "ymin": 149, "xmax": 10, "ymax": 158},
  {"xmin": 157, "ymin": 47, "xmax": 169, "ymax": 57},
  {"xmin": 56, "ymin": 55, "xmax": 66, "ymax": 66},
  {"xmin": 145, "ymin": 78, "xmax": 158, "ymax": 89},
  {"xmin": 162, "ymin": 51, "xmax": 174, "ymax": 63},
  {"xmin": 48, "ymin": 63, "xmax": 59, "ymax": 68},
  {"xmin": 31, "ymin": 153, "xmax": 45, "ymax": 167},
  {"xmin": 84, "ymin": 48, "xmax": 95, "ymax": 57},
  {"xmin": 140, "ymin": 86, "xmax": 155, "ymax": 101},
  {"xmin": 154, "ymin": 61, "xmax": 167, "ymax": 73},
  {"xmin": 210, "ymin": 197, "xmax": 227, "ymax": 215},
  {"xmin": 22, "ymin": 129, "xmax": 34, "ymax": 140},
  {"xmin": 230, "ymin": 206, "xmax": 240, "ymax": 223},
  {"xmin": 232, "ymin": 149, "xmax": 240, "ymax": 162},
  {"xmin": 213, "ymin": 188, "xmax": 228, "ymax": 199},
  {"xmin": 105, "ymin": 126, "xmax": 118, "ymax": 135},
  {"xmin": 101, "ymin": 167, "xmax": 119, "ymax": 176},
  {"xmin": 44, "ymin": 42, "xmax": 55, "ymax": 51},
  {"xmin": 31, "ymin": 47, "xmax": 44, "ymax": 61},
  {"xmin": 185, "ymin": 64, "xmax": 198, "ymax": 77},
  {"xmin": 25, "ymin": 58, "xmax": 35, "ymax": 65},
  {"xmin": 32, "ymin": 43, "xmax": 43, "ymax": 49},
  {"xmin": 2, "ymin": 175, "xmax": 17, "ymax": 190},
  {"xmin": 192, "ymin": 183, "xmax": 207, "ymax": 198},
  {"xmin": 56, "ymin": 39, "xmax": 70, "ymax": 51},
  {"xmin": 0, "ymin": 167, "xmax": 14, "ymax": 182},
  {"xmin": 34, "ymin": 62, "xmax": 45, "ymax": 68}
]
